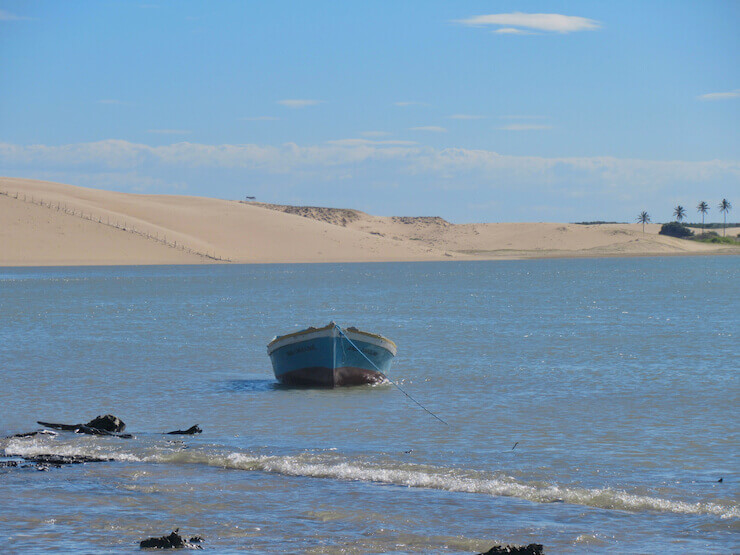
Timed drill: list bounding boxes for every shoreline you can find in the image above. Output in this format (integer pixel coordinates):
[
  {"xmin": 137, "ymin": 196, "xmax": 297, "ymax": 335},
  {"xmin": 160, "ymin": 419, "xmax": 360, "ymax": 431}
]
[
  {"xmin": 2, "ymin": 176, "xmax": 738, "ymax": 267},
  {"xmin": 2, "ymin": 249, "xmax": 738, "ymax": 269}
]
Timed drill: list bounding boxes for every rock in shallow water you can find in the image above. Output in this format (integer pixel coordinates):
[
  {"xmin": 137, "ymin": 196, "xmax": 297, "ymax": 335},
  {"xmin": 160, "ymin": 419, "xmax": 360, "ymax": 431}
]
[
  {"xmin": 85, "ymin": 414, "xmax": 126, "ymax": 432},
  {"xmin": 139, "ymin": 529, "xmax": 203, "ymax": 549},
  {"xmin": 166, "ymin": 425, "xmax": 202, "ymax": 435},
  {"xmin": 0, "ymin": 454, "xmax": 113, "ymax": 471},
  {"xmin": 478, "ymin": 544, "xmax": 544, "ymax": 555}
]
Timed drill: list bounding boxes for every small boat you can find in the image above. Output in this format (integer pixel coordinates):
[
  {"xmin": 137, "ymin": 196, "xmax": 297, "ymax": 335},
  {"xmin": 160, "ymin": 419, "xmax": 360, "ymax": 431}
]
[{"xmin": 267, "ymin": 322, "xmax": 397, "ymax": 387}]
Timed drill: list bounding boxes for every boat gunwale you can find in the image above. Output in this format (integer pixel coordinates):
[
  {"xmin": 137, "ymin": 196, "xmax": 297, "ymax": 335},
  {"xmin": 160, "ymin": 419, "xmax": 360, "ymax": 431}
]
[
  {"xmin": 267, "ymin": 323, "xmax": 334, "ymax": 348},
  {"xmin": 267, "ymin": 323, "xmax": 397, "ymax": 355}
]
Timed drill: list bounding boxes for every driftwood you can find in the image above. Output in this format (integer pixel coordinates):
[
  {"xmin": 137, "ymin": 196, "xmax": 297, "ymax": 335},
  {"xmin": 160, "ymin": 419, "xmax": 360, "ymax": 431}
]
[
  {"xmin": 36, "ymin": 421, "xmax": 133, "ymax": 439},
  {"xmin": 12, "ymin": 415, "xmax": 200, "ymax": 440},
  {"xmin": 10, "ymin": 430, "xmax": 57, "ymax": 438},
  {"xmin": 166, "ymin": 425, "xmax": 202, "ymax": 435},
  {"xmin": 35, "ymin": 414, "xmax": 132, "ymax": 438},
  {"xmin": 478, "ymin": 544, "xmax": 544, "ymax": 555},
  {"xmin": 139, "ymin": 529, "xmax": 203, "ymax": 549}
]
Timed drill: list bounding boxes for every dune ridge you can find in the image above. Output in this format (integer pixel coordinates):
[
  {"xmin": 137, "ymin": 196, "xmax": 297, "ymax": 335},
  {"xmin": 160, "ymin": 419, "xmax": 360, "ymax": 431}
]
[{"xmin": 1, "ymin": 177, "xmax": 737, "ymax": 267}]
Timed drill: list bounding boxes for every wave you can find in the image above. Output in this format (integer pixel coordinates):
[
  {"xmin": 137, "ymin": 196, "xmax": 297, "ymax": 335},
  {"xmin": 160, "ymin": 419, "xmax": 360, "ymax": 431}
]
[{"xmin": 4, "ymin": 437, "xmax": 737, "ymax": 520}]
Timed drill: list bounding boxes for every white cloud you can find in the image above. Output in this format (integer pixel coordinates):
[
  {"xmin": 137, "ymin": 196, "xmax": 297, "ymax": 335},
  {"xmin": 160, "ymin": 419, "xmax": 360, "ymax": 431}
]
[
  {"xmin": 360, "ymin": 131, "xmax": 391, "ymax": 137},
  {"xmin": 410, "ymin": 126, "xmax": 447, "ymax": 133},
  {"xmin": 4, "ymin": 140, "xmax": 737, "ymax": 222},
  {"xmin": 498, "ymin": 124, "xmax": 552, "ymax": 131},
  {"xmin": 447, "ymin": 114, "xmax": 486, "ymax": 120},
  {"xmin": 277, "ymin": 99, "xmax": 323, "ymax": 108},
  {"xmin": 147, "ymin": 129, "xmax": 192, "ymax": 135},
  {"xmin": 0, "ymin": 9, "xmax": 30, "ymax": 21},
  {"xmin": 456, "ymin": 12, "xmax": 601, "ymax": 34},
  {"xmin": 1, "ymin": 140, "xmax": 737, "ymax": 197},
  {"xmin": 494, "ymin": 28, "xmax": 535, "ymax": 35},
  {"xmin": 241, "ymin": 116, "xmax": 280, "ymax": 121},
  {"xmin": 499, "ymin": 115, "xmax": 548, "ymax": 120},
  {"xmin": 395, "ymin": 101, "xmax": 430, "ymax": 107},
  {"xmin": 326, "ymin": 139, "xmax": 418, "ymax": 146},
  {"xmin": 698, "ymin": 89, "xmax": 740, "ymax": 101}
]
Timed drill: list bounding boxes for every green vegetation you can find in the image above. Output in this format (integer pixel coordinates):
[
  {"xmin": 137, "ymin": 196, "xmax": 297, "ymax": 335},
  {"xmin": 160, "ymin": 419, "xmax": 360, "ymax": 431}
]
[
  {"xmin": 719, "ymin": 199, "xmax": 733, "ymax": 237},
  {"xmin": 659, "ymin": 222, "xmax": 694, "ymax": 238},
  {"xmin": 696, "ymin": 201, "xmax": 709, "ymax": 232},
  {"xmin": 633, "ymin": 199, "xmax": 735, "ymax": 244},
  {"xmin": 692, "ymin": 231, "xmax": 739, "ymax": 245},
  {"xmin": 573, "ymin": 221, "xmax": 623, "ymax": 225},
  {"xmin": 636, "ymin": 211, "xmax": 650, "ymax": 234},
  {"xmin": 685, "ymin": 222, "xmax": 738, "ymax": 229},
  {"xmin": 673, "ymin": 205, "xmax": 686, "ymax": 222}
]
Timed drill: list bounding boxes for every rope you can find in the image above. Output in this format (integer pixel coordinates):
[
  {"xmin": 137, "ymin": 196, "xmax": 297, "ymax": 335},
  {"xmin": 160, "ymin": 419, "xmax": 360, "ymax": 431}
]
[{"xmin": 334, "ymin": 324, "xmax": 449, "ymax": 426}]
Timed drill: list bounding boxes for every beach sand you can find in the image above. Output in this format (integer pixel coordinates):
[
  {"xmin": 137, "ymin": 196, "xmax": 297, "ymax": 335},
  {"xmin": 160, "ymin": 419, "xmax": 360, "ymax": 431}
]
[{"xmin": 1, "ymin": 177, "xmax": 737, "ymax": 266}]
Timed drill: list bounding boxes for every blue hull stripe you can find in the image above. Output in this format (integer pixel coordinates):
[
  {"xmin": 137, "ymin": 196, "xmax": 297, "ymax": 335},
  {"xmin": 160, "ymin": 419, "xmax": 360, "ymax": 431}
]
[{"xmin": 269, "ymin": 334, "xmax": 394, "ymax": 386}]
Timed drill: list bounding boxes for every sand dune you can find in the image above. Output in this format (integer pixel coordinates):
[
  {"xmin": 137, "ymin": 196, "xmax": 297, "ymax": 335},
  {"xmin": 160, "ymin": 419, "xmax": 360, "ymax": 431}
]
[{"xmin": 1, "ymin": 177, "xmax": 737, "ymax": 266}]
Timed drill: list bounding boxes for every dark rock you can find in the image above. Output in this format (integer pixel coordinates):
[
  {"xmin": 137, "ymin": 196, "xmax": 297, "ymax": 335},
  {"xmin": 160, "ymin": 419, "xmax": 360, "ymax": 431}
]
[
  {"xmin": 23, "ymin": 454, "xmax": 112, "ymax": 466},
  {"xmin": 166, "ymin": 425, "xmax": 202, "ymax": 435},
  {"xmin": 0, "ymin": 454, "xmax": 112, "ymax": 471},
  {"xmin": 11, "ymin": 431, "xmax": 42, "ymax": 438},
  {"xmin": 86, "ymin": 414, "xmax": 126, "ymax": 432},
  {"xmin": 139, "ymin": 529, "xmax": 203, "ymax": 549},
  {"xmin": 478, "ymin": 544, "xmax": 544, "ymax": 555}
]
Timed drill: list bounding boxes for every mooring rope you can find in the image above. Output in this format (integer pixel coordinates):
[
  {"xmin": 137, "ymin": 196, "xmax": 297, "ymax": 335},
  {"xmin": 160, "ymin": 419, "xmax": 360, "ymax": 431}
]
[{"xmin": 334, "ymin": 324, "xmax": 449, "ymax": 426}]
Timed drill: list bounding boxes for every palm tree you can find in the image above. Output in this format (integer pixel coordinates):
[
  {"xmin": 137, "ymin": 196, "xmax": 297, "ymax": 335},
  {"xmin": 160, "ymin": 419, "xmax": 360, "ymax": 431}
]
[
  {"xmin": 719, "ymin": 199, "xmax": 732, "ymax": 236},
  {"xmin": 637, "ymin": 211, "xmax": 650, "ymax": 234},
  {"xmin": 697, "ymin": 201, "xmax": 709, "ymax": 233},
  {"xmin": 673, "ymin": 205, "xmax": 686, "ymax": 222}
]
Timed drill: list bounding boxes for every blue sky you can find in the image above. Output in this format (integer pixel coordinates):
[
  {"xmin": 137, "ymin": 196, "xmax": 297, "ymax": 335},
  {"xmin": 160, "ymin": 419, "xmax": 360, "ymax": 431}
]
[{"xmin": 1, "ymin": 1, "xmax": 738, "ymax": 222}]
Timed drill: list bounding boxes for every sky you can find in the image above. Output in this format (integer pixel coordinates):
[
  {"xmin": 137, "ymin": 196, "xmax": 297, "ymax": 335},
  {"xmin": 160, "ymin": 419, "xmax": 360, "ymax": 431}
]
[{"xmin": 0, "ymin": 1, "xmax": 738, "ymax": 223}]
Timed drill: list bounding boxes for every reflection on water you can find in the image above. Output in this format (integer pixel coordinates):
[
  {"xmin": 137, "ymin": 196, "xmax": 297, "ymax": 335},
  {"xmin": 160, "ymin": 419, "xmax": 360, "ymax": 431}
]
[{"xmin": 219, "ymin": 378, "xmax": 282, "ymax": 393}]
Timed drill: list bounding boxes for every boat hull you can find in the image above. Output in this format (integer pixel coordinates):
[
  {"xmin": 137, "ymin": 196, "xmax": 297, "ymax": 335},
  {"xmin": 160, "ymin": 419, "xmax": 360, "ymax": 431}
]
[{"xmin": 267, "ymin": 324, "xmax": 396, "ymax": 387}]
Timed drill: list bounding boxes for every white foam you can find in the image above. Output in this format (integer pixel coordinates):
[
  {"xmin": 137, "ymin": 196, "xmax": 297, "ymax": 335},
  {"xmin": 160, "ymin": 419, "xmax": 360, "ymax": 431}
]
[
  {"xmin": 3, "ymin": 437, "xmax": 142, "ymax": 462},
  {"xmin": 4, "ymin": 438, "xmax": 737, "ymax": 519},
  {"xmin": 151, "ymin": 450, "xmax": 740, "ymax": 520}
]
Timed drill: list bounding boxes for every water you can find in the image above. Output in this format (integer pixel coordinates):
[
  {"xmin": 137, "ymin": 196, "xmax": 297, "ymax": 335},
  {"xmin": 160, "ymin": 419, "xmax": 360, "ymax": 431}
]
[{"xmin": 0, "ymin": 258, "xmax": 738, "ymax": 553}]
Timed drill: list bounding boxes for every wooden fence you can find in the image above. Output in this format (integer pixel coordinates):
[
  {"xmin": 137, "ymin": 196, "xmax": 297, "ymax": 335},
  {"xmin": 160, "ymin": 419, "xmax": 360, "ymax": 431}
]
[{"xmin": 0, "ymin": 190, "xmax": 231, "ymax": 262}]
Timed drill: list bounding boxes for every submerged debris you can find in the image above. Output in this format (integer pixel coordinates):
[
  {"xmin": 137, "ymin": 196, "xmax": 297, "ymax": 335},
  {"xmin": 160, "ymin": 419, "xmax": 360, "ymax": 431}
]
[
  {"xmin": 25, "ymin": 454, "xmax": 112, "ymax": 465},
  {"xmin": 10, "ymin": 415, "xmax": 200, "ymax": 440},
  {"xmin": 478, "ymin": 544, "xmax": 544, "ymax": 555},
  {"xmin": 166, "ymin": 425, "xmax": 202, "ymax": 435},
  {"xmin": 10, "ymin": 430, "xmax": 58, "ymax": 439},
  {"xmin": 0, "ymin": 454, "xmax": 113, "ymax": 472},
  {"xmin": 139, "ymin": 529, "xmax": 203, "ymax": 550},
  {"xmin": 35, "ymin": 414, "xmax": 132, "ymax": 438}
]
